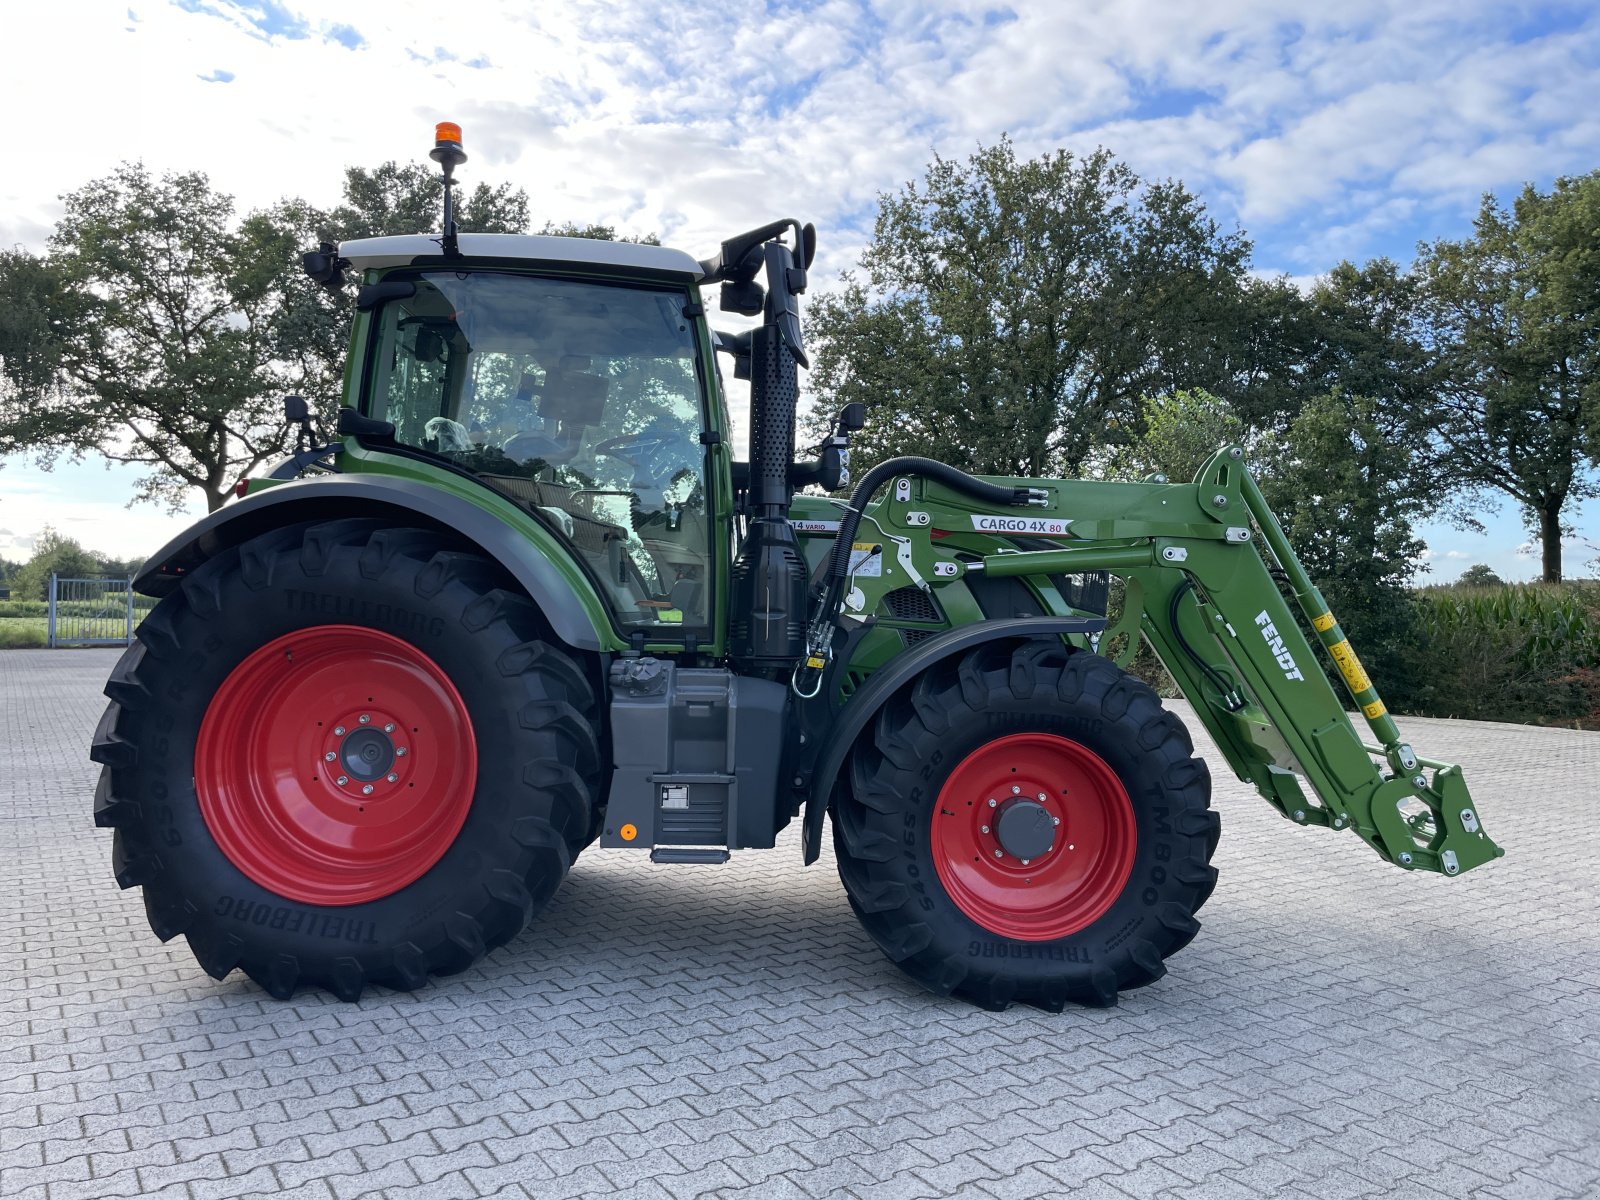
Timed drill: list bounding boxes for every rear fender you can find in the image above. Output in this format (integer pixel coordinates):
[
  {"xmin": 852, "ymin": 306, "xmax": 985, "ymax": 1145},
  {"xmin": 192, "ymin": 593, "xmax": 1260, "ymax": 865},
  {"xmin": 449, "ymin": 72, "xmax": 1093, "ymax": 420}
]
[{"xmin": 133, "ymin": 475, "xmax": 614, "ymax": 652}]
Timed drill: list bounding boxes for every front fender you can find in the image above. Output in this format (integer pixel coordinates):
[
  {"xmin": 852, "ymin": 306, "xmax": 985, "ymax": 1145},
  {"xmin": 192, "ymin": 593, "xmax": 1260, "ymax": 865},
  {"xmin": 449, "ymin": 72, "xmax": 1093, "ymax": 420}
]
[
  {"xmin": 134, "ymin": 475, "xmax": 615, "ymax": 652},
  {"xmin": 800, "ymin": 616, "xmax": 1103, "ymax": 863}
]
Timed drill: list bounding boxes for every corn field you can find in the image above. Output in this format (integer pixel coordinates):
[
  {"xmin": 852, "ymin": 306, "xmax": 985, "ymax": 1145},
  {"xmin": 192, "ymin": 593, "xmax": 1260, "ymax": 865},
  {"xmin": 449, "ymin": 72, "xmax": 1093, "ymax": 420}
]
[{"xmin": 1414, "ymin": 582, "xmax": 1600, "ymax": 726}]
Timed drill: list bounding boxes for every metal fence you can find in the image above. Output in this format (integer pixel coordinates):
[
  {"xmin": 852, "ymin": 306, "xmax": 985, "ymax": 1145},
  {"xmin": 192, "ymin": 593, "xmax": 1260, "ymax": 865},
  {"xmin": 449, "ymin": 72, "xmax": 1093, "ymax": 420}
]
[{"xmin": 47, "ymin": 576, "xmax": 154, "ymax": 647}]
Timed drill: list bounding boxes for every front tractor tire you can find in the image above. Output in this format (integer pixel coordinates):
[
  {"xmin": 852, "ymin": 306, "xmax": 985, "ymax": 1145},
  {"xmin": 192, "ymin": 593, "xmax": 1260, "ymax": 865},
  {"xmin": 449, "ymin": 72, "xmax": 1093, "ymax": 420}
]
[
  {"xmin": 91, "ymin": 519, "xmax": 603, "ymax": 1001},
  {"xmin": 833, "ymin": 642, "xmax": 1218, "ymax": 1011}
]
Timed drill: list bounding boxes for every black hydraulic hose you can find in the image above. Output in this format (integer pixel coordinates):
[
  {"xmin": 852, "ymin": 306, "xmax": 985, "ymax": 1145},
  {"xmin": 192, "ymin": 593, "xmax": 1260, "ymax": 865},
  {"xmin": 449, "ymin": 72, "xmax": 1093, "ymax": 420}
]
[
  {"xmin": 792, "ymin": 457, "xmax": 1046, "ymax": 696},
  {"xmin": 1168, "ymin": 578, "xmax": 1245, "ymax": 711},
  {"xmin": 822, "ymin": 457, "xmax": 1028, "ymax": 584}
]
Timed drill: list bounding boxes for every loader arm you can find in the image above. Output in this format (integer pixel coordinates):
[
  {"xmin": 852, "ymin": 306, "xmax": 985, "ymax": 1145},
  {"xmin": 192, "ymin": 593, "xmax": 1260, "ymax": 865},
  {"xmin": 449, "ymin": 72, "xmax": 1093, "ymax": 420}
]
[{"xmin": 831, "ymin": 446, "xmax": 1503, "ymax": 877}]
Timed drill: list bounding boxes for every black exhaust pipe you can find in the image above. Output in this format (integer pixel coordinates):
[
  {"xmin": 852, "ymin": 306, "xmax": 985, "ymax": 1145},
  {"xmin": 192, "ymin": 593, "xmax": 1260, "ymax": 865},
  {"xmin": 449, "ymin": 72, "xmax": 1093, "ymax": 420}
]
[{"xmin": 729, "ymin": 240, "xmax": 809, "ymax": 675}]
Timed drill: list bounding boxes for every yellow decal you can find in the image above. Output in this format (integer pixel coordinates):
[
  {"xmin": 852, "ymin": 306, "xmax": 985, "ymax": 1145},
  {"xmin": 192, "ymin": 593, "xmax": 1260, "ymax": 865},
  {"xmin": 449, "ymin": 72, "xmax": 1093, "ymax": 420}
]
[
  {"xmin": 1362, "ymin": 700, "xmax": 1387, "ymax": 719},
  {"xmin": 805, "ymin": 655, "xmax": 826, "ymax": 669},
  {"xmin": 1328, "ymin": 639, "xmax": 1373, "ymax": 694},
  {"xmin": 1312, "ymin": 612, "xmax": 1336, "ymax": 632}
]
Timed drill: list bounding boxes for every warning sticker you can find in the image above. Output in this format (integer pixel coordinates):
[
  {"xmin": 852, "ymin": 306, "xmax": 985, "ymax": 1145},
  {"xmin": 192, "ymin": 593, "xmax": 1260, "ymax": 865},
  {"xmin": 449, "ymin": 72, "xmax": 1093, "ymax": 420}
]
[
  {"xmin": 1361, "ymin": 699, "xmax": 1387, "ymax": 719},
  {"xmin": 849, "ymin": 542, "xmax": 883, "ymax": 577},
  {"xmin": 1328, "ymin": 639, "xmax": 1373, "ymax": 694},
  {"xmin": 969, "ymin": 515, "xmax": 1069, "ymax": 536}
]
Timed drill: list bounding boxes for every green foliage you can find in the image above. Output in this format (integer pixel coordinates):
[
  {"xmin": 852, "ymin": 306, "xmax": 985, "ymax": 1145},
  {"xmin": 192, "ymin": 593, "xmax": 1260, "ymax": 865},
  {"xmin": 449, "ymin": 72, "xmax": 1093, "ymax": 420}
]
[
  {"xmin": 537, "ymin": 220, "xmax": 660, "ymax": 245},
  {"xmin": 12, "ymin": 527, "xmax": 103, "ymax": 601},
  {"xmin": 1109, "ymin": 389, "xmax": 1246, "ymax": 482},
  {"xmin": 1416, "ymin": 172, "xmax": 1600, "ymax": 580},
  {"xmin": 805, "ymin": 139, "xmax": 1253, "ymax": 476},
  {"xmin": 1257, "ymin": 391, "xmax": 1430, "ymax": 705},
  {"xmin": 0, "ymin": 164, "xmax": 303, "ymax": 511},
  {"xmin": 1456, "ymin": 563, "xmax": 1503, "ymax": 588},
  {"xmin": 0, "ymin": 618, "xmax": 46, "ymax": 649},
  {"xmin": 324, "ymin": 161, "xmax": 531, "ymax": 241},
  {"xmin": 0, "ymin": 158, "xmax": 540, "ymax": 514},
  {"xmin": 1415, "ymin": 582, "xmax": 1600, "ymax": 725}
]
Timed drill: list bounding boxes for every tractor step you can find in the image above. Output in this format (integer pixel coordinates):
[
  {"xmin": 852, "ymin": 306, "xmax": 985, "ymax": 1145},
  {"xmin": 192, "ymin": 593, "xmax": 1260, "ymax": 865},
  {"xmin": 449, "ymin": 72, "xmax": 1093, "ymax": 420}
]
[{"xmin": 649, "ymin": 847, "xmax": 731, "ymax": 864}]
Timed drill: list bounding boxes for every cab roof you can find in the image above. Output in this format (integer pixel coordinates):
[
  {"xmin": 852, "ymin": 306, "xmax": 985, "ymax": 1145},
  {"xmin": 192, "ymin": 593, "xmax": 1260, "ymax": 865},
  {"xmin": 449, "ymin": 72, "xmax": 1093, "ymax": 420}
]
[{"xmin": 339, "ymin": 233, "xmax": 703, "ymax": 279}]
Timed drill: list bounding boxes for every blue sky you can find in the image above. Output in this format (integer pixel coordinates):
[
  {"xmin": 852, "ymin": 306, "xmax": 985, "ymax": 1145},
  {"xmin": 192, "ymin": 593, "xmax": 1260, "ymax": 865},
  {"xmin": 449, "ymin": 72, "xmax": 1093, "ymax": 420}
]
[{"xmin": 2, "ymin": 0, "xmax": 1598, "ymax": 578}]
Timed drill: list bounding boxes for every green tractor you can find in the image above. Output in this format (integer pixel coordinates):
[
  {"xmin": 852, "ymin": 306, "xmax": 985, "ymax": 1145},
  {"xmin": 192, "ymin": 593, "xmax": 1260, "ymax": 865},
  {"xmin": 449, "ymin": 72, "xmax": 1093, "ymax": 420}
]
[{"xmin": 92, "ymin": 125, "xmax": 1501, "ymax": 1011}]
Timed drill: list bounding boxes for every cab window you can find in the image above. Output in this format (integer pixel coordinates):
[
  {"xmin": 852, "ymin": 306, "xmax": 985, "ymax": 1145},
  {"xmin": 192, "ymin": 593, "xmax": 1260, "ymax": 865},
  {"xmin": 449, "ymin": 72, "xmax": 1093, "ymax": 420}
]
[{"xmin": 367, "ymin": 270, "xmax": 712, "ymax": 636}]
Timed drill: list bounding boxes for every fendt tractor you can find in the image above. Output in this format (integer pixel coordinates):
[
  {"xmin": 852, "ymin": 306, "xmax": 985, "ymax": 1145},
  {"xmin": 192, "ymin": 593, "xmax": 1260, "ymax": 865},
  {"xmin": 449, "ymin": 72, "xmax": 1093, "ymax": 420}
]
[{"xmin": 92, "ymin": 124, "xmax": 1502, "ymax": 1012}]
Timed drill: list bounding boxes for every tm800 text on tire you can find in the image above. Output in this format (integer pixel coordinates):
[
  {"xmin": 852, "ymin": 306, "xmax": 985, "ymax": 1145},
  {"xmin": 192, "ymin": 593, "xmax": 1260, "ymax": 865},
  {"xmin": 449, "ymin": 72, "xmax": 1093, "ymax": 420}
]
[
  {"xmin": 832, "ymin": 640, "xmax": 1218, "ymax": 1011},
  {"xmin": 90, "ymin": 519, "xmax": 604, "ymax": 1000}
]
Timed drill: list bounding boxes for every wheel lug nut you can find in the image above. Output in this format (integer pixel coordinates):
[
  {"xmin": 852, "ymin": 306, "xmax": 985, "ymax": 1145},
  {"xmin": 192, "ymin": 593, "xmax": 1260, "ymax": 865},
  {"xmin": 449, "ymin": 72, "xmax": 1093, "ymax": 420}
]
[
  {"xmin": 1021, "ymin": 858, "xmax": 1030, "ymax": 866},
  {"xmin": 386, "ymin": 773, "xmax": 398, "ymax": 783},
  {"xmin": 993, "ymin": 849, "xmax": 1004, "ymax": 858},
  {"xmin": 333, "ymin": 726, "xmax": 346, "ymax": 736},
  {"xmin": 323, "ymin": 751, "xmax": 336, "ymax": 762},
  {"xmin": 396, "ymin": 747, "xmax": 408, "ymax": 757},
  {"xmin": 383, "ymin": 723, "xmax": 395, "ymax": 733},
  {"xmin": 1037, "ymin": 792, "xmax": 1046, "ymax": 802},
  {"xmin": 980, "ymin": 825, "xmax": 990, "ymax": 834},
  {"xmin": 359, "ymin": 714, "xmax": 370, "ymax": 725},
  {"xmin": 1011, "ymin": 785, "xmax": 1020, "ymax": 795},
  {"xmin": 1052, "ymin": 816, "xmax": 1061, "ymax": 826},
  {"xmin": 987, "ymin": 798, "xmax": 997, "ymax": 808},
  {"xmin": 362, "ymin": 784, "xmax": 374, "ymax": 795},
  {"xmin": 336, "ymin": 775, "xmax": 348, "ymax": 786}
]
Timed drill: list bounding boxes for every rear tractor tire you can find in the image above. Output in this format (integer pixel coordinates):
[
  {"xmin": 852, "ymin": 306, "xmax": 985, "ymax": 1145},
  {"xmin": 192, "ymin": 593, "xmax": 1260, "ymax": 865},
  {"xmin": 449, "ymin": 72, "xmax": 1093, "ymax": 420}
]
[
  {"xmin": 833, "ymin": 641, "xmax": 1218, "ymax": 1011},
  {"xmin": 91, "ymin": 519, "xmax": 604, "ymax": 1001}
]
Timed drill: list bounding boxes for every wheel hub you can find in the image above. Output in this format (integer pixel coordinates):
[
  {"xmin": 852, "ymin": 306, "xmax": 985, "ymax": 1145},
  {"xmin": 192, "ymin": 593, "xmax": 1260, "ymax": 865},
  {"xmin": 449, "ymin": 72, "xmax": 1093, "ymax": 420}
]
[{"xmin": 994, "ymin": 798, "xmax": 1056, "ymax": 861}]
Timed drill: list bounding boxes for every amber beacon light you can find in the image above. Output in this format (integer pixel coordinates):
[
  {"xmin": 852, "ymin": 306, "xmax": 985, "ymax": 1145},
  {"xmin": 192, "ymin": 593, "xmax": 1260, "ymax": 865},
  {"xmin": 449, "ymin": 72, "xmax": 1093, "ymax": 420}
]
[{"xmin": 429, "ymin": 121, "xmax": 468, "ymax": 257}]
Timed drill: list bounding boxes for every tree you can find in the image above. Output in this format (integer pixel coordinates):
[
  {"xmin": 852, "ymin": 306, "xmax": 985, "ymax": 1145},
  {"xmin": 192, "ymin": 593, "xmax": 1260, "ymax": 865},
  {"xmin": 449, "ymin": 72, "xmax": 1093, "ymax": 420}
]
[
  {"xmin": 0, "ymin": 161, "xmax": 542, "ymax": 514},
  {"xmin": 1109, "ymin": 388, "xmax": 1247, "ymax": 482},
  {"xmin": 804, "ymin": 139, "xmax": 1253, "ymax": 477},
  {"xmin": 325, "ymin": 161, "xmax": 530, "ymax": 241},
  {"xmin": 1256, "ymin": 391, "xmax": 1430, "ymax": 704},
  {"xmin": 0, "ymin": 164, "xmax": 308, "ymax": 512},
  {"xmin": 1457, "ymin": 563, "xmax": 1503, "ymax": 587},
  {"xmin": 1417, "ymin": 172, "xmax": 1600, "ymax": 581},
  {"xmin": 13, "ymin": 527, "xmax": 103, "ymax": 601}
]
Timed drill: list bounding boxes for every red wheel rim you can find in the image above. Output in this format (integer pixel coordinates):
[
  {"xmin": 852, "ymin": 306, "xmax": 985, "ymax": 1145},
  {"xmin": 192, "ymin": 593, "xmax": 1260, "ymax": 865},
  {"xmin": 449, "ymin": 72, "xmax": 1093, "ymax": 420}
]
[
  {"xmin": 930, "ymin": 733, "xmax": 1136, "ymax": 941},
  {"xmin": 195, "ymin": 625, "xmax": 478, "ymax": 906}
]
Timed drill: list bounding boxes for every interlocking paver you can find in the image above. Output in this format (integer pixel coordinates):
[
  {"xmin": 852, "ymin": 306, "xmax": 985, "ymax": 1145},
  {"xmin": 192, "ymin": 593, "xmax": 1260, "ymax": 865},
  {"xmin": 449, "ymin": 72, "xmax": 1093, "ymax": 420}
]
[{"xmin": 2, "ymin": 648, "xmax": 1598, "ymax": 1199}]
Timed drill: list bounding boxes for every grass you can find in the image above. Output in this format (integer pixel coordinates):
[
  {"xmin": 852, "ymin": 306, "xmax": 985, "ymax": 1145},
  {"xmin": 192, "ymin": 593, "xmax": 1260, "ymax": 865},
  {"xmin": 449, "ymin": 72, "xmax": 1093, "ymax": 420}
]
[{"xmin": 0, "ymin": 617, "xmax": 48, "ymax": 649}]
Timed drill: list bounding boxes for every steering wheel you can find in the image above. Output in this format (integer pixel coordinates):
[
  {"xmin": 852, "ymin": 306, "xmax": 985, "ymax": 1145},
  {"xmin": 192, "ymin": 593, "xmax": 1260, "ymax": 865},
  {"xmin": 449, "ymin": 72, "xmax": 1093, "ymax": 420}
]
[{"xmin": 594, "ymin": 433, "xmax": 677, "ymax": 469}]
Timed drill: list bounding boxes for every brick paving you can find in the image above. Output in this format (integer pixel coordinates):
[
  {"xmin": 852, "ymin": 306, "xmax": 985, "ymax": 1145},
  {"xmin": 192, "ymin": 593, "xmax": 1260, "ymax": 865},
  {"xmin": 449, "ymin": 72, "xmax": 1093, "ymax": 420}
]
[{"xmin": 2, "ymin": 647, "xmax": 1597, "ymax": 1199}]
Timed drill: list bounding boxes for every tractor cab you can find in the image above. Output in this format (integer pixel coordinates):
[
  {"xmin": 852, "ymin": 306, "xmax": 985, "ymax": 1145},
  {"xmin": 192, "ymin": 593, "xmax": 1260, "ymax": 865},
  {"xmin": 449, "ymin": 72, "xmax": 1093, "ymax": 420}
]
[{"xmin": 339, "ymin": 240, "xmax": 720, "ymax": 638}]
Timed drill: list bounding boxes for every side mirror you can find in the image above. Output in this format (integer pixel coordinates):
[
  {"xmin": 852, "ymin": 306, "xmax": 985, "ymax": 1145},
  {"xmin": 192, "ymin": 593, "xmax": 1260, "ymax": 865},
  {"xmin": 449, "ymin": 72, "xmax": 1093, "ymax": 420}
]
[
  {"xmin": 301, "ymin": 242, "xmax": 347, "ymax": 291},
  {"xmin": 837, "ymin": 402, "xmax": 865, "ymax": 433},
  {"xmin": 283, "ymin": 395, "xmax": 310, "ymax": 423},
  {"xmin": 720, "ymin": 279, "xmax": 764, "ymax": 316}
]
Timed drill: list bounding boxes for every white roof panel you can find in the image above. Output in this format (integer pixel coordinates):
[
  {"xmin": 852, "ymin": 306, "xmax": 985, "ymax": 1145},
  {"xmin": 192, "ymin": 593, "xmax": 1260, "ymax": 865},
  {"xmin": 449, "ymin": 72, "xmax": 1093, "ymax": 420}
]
[{"xmin": 339, "ymin": 233, "xmax": 703, "ymax": 279}]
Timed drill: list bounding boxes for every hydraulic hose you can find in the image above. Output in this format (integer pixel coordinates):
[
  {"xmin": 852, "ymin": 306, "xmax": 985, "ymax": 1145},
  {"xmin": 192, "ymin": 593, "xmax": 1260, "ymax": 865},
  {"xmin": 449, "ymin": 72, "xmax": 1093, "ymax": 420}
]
[{"xmin": 792, "ymin": 456, "xmax": 1047, "ymax": 696}]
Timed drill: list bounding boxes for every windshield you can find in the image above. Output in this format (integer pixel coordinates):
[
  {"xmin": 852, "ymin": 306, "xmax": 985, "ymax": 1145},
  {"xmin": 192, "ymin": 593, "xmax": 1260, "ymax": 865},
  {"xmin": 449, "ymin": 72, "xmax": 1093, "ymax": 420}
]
[{"xmin": 367, "ymin": 270, "xmax": 713, "ymax": 636}]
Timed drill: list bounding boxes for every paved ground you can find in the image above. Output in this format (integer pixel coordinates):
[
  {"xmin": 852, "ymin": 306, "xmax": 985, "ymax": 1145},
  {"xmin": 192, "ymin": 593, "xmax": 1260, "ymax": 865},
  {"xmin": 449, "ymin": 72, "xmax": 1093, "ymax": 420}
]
[{"xmin": 2, "ymin": 647, "xmax": 1597, "ymax": 1200}]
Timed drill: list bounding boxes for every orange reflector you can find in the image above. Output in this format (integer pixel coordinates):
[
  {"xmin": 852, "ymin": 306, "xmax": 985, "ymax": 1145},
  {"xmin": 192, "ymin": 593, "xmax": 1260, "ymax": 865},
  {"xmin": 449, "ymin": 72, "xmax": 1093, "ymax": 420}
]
[
  {"xmin": 619, "ymin": 823, "xmax": 638, "ymax": 842},
  {"xmin": 435, "ymin": 121, "xmax": 462, "ymax": 145}
]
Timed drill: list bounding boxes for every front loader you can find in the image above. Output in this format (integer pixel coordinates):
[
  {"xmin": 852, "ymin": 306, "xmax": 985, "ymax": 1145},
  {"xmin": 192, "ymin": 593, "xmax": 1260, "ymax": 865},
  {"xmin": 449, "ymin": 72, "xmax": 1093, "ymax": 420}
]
[{"xmin": 91, "ymin": 124, "xmax": 1501, "ymax": 1012}]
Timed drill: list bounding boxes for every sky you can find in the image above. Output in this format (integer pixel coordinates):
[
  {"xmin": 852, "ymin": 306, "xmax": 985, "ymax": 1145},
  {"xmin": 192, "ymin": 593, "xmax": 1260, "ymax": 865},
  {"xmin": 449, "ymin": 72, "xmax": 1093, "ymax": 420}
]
[{"xmin": 2, "ymin": 0, "xmax": 1598, "ymax": 579}]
